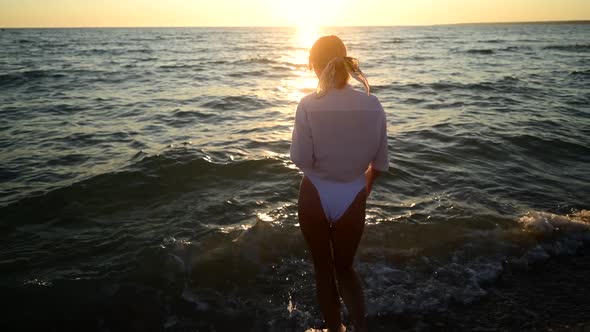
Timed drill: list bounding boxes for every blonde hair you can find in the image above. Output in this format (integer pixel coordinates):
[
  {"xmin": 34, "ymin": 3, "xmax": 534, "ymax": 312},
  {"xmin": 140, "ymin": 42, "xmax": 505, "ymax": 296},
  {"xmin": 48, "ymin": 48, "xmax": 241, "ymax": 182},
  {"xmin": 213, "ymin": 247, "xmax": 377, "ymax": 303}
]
[
  {"xmin": 309, "ymin": 35, "xmax": 349, "ymax": 89},
  {"xmin": 309, "ymin": 35, "xmax": 370, "ymax": 97}
]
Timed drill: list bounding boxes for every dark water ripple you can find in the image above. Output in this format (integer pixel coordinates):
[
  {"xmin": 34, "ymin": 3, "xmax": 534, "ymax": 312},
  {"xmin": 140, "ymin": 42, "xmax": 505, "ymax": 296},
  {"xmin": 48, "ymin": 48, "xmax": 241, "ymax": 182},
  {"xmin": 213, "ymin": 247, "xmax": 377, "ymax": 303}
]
[{"xmin": 1, "ymin": 25, "xmax": 590, "ymax": 330}]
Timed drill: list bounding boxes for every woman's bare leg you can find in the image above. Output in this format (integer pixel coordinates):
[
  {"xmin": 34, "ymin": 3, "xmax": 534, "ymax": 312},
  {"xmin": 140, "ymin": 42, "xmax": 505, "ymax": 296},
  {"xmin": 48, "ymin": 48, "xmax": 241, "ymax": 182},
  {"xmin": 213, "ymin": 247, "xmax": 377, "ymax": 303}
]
[
  {"xmin": 331, "ymin": 189, "xmax": 368, "ymax": 332},
  {"xmin": 298, "ymin": 177, "xmax": 345, "ymax": 332}
]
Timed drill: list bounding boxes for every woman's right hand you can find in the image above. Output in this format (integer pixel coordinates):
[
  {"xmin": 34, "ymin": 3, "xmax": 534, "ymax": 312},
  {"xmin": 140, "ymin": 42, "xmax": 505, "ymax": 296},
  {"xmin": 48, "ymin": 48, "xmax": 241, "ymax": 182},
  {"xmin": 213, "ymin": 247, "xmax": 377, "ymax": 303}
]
[{"xmin": 365, "ymin": 164, "xmax": 381, "ymax": 196}]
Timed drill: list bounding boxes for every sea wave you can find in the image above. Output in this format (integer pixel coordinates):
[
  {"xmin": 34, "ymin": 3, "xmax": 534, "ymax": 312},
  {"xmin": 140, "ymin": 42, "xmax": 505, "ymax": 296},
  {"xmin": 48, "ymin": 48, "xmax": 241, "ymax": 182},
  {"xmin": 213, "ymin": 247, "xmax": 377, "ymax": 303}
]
[
  {"xmin": 543, "ymin": 44, "xmax": 590, "ymax": 52},
  {"xmin": 0, "ymin": 150, "xmax": 291, "ymax": 228},
  {"xmin": 571, "ymin": 69, "xmax": 590, "ymax": 77},
  {"xmin": 464, "ymin": 48, "xmax": 495, "ymax": 55},
  {"xmin": 199, "ymin": 95, "xmax": 275, "ymax": 111},
  {"xmin": 233, "ymin": 58, "xmax": 309, "ymax": 70},
  {"xmin": 500, "ymin": 45, "xmax": 532, "ymax": 52},
  {"xmin": 479, "ymin": 39, "xmax": 505, "ymax": 43},
  {"xmin": 385, "ymin": 38, "xmax": 405, "ymax": 44},
  {"xmin": 0, "ymin": 70, "xmax": 66, "ymax": 88},
  {"xmin": 360, "ymin": 210, "xmax": 590, "ymax": 316},
  {"xmin": 158, "ymin": 64, "xmax": 205, "ymax": 71},
  {"xmin": 384, "ymin": 76, "xmax": 523, "ymax": 94},
  {"xmin": 6, "ymin": 208, "xmax": 588, "ymax": 330}
]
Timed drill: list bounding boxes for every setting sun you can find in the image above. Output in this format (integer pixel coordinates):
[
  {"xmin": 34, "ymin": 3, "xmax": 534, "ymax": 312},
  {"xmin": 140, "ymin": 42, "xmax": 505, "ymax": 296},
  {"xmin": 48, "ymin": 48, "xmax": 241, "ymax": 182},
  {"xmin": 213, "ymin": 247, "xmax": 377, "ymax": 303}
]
[
  {"xmin": 271, "ymin": 0, "xmax": 349, "ymax": 28},
  {"xmin": 296, "ymin": 25, "xmax": 322, "ymax": 49}
]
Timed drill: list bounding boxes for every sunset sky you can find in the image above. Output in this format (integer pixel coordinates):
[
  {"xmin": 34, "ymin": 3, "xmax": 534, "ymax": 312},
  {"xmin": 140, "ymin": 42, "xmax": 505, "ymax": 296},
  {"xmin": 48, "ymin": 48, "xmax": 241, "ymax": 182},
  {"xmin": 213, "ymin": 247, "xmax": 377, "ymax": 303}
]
[{"xmin": 0, "ymin": 0, "xmax": 589, "ymax": 28}]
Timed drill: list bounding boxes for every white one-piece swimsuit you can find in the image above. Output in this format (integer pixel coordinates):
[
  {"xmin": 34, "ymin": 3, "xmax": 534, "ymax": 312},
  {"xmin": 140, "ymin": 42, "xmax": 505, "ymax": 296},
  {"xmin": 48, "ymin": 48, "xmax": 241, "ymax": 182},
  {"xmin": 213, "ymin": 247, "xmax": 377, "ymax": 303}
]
[
  {"xmin": 305, "ymin": 172, "xmax": 367, "ymax": 221},
  {"xmin": 290, "ymin": 85, "xmax": 389, "ymax": 222}
]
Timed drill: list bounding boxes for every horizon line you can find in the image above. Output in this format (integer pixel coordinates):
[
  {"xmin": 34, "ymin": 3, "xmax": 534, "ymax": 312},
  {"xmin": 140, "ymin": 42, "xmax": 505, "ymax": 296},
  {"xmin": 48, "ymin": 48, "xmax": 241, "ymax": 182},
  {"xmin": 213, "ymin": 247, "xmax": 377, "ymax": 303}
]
[{"xmin": 1, "ymin": 19, "xmax": 589, "ymax": 29}]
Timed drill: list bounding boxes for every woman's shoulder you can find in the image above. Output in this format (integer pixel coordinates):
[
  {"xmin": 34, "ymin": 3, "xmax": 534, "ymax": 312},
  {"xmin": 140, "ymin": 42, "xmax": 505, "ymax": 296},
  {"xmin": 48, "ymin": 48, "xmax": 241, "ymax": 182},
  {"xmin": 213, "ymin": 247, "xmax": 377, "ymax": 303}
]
[
  {"xmin": 299, "ymin": 86, "xmax": 381, "ymax": 104},
  {"xmin": 298, "ymin": 92, "xmax": 318, "ymax": 106},
  {"xmin": 348, "ymin": 87, "xmax": 384, "ymax": 111},
  {"xmin": 297, "ymin": 87, "xmax": 384, "ymax": 116}
]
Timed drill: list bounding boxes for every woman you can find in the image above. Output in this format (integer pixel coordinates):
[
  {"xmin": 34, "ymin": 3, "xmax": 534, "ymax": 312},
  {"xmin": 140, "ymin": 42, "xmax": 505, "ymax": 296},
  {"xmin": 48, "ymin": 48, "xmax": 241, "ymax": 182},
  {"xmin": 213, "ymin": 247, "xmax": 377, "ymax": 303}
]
[{"xmin": 290, "ymin": 35, "xmax": 389, "ymax": 332}]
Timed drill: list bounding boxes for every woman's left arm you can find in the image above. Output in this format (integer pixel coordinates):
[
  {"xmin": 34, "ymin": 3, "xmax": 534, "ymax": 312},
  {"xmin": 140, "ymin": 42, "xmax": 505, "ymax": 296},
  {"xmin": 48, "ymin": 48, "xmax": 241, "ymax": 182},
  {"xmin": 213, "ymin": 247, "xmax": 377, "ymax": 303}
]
[{"xmin": 367, "ymin": 106, "xmax": 389, "ymax": 194}]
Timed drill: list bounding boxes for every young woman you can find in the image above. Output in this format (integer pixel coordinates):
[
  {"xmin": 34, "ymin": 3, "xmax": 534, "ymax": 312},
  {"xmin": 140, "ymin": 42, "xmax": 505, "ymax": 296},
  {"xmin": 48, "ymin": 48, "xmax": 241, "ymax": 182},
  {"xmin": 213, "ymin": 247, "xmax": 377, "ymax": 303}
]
[{"xmin": 290, "ymin": 35, "xmax": 389, "ymax": 332}]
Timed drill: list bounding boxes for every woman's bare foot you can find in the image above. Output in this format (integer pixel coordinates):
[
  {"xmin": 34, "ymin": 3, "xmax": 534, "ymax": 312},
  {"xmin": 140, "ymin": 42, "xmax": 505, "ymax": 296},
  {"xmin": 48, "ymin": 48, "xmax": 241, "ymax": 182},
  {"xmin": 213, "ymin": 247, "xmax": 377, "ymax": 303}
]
[{"xmin": 305, "ymin": 324, "xmax": 346, "ymax": 332}]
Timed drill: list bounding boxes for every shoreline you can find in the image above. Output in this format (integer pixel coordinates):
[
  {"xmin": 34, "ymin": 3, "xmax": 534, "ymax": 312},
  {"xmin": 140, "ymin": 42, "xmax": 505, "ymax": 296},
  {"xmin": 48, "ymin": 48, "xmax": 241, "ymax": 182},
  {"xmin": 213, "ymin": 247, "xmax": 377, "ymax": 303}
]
[{"xmin": 3, "ymin": 244, "xmax": 590, "ymax": 331}]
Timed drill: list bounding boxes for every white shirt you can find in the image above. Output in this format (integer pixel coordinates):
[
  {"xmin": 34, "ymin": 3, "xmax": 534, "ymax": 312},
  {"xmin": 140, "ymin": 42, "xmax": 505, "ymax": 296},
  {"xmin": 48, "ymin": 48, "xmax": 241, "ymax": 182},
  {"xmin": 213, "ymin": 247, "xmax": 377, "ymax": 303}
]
[{"xmin": 290, "ymin": 85, "xmax": 389, "ymax": 182}]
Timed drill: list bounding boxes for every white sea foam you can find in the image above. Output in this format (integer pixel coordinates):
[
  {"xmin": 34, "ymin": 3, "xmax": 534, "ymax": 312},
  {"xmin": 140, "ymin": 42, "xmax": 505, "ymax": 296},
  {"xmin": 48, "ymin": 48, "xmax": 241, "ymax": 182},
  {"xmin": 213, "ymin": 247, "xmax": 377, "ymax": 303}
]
[{"xmin": 361, "ymin": 210, "xmax": 590, "ymax": 317}]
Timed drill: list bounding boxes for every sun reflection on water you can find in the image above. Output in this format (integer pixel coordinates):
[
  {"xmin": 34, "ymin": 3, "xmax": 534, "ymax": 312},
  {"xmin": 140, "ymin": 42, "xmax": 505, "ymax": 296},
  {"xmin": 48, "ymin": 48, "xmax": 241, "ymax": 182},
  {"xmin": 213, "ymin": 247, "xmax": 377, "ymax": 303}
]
[{"xmin": 281, "ymin": 25, "xmax": 323, "ymax": 103}]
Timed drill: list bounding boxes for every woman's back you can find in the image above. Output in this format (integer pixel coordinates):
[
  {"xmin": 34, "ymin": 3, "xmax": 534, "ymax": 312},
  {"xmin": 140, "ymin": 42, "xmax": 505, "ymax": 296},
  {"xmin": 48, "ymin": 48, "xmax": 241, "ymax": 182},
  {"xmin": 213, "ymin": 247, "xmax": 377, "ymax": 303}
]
[
  {"xmin": 291, "ymin": 85, "xmax": 389, "ymax": 182},
  {"xmin": 292, "ymin": 35, "xmax": 387, "ymax": 332}
]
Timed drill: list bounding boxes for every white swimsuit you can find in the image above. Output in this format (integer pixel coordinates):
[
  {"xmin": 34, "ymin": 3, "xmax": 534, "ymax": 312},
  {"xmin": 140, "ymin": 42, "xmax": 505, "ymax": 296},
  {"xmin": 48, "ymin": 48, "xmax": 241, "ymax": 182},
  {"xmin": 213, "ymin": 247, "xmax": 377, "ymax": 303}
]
[
  {"xmin": 290, "ymin": 85, "xmax": 389, "ymax": 222},
  {"xmin": 305, "ymin": 172, "xmax": 367, "ymax": 221}
]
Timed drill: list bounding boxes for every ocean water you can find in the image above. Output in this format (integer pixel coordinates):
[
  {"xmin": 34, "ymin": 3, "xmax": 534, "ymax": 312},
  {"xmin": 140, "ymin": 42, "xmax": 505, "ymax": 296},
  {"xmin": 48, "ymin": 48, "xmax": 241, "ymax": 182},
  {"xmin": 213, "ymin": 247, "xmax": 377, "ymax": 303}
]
[{"xmin": 1, "ymin": 24, "xmax": 589, "ymax": 331}]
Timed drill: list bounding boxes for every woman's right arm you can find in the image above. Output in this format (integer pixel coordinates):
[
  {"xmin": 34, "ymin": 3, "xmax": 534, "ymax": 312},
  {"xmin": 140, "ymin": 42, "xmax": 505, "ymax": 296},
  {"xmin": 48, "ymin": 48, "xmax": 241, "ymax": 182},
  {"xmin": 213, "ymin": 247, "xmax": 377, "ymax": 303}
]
[{"xmin": 290, "ymin": 102, "xmax": 314, "ymax": 170}]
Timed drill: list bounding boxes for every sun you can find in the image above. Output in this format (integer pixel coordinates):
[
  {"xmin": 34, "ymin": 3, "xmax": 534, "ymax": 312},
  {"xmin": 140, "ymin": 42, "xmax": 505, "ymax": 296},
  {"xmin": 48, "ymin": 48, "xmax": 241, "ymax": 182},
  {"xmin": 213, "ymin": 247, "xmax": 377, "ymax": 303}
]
[
  {"xmin": 273, "ymin": 0, "xmax": 348, "ymax": 28},
  {"xmin": 296, "ymin": 24, "xmax": 321, "ymax": 50},
  {"xmin": 272, "ymin": 0, "xmax": 349, "ymax": 102}
]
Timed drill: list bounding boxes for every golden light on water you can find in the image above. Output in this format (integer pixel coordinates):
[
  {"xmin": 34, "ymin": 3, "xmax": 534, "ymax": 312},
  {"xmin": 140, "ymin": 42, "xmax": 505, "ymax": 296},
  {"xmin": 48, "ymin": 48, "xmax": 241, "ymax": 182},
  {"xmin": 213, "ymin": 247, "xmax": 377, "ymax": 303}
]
[{"xmin": 278, "ymin": 25, "xmax": 323, "ymax": 103}]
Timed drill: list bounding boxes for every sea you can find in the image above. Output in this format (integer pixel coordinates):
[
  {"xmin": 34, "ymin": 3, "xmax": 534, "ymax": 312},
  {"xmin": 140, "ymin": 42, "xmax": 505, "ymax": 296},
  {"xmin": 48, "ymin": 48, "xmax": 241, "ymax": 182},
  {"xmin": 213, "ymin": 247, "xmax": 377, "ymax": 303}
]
[{"xmin": 1, "ymin": 24, "xmax": 589, "ymax": 331}]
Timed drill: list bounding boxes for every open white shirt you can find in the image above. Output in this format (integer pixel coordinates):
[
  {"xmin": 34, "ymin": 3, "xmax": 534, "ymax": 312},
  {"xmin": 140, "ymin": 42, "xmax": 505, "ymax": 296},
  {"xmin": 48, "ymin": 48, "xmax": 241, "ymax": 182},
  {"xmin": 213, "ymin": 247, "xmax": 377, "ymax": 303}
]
[
  {"xmin": 290, "ymin": 84, "xmax": 389, "ymax": 182},
  {"xmin": 291, "ymin": 85, "xmax": 389, "ymax": 222}
]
